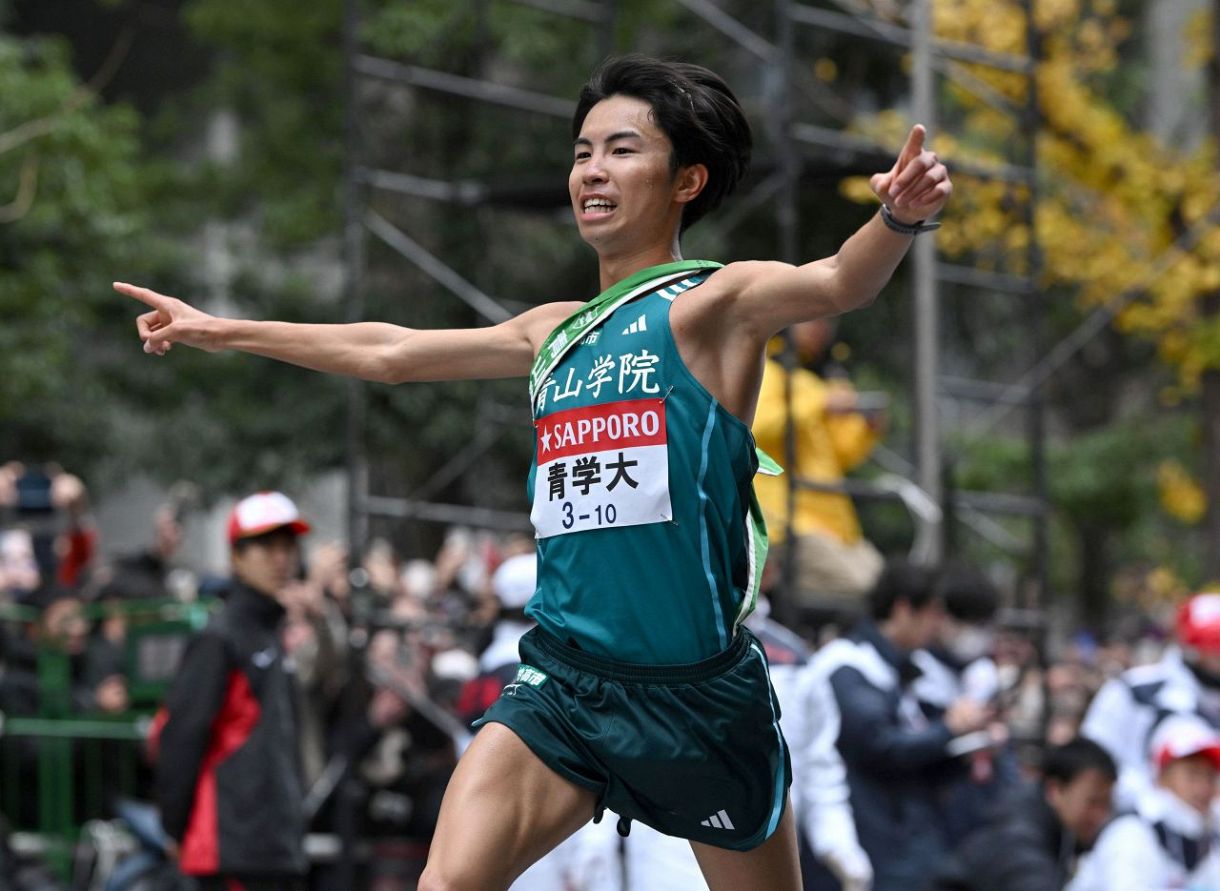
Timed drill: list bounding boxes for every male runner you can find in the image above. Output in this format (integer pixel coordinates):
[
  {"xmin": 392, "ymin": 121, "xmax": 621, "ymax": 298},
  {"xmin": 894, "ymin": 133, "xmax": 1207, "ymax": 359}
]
[{"xmin": 117, "ymin": 55, "xmax": 950, "ymax": 891}]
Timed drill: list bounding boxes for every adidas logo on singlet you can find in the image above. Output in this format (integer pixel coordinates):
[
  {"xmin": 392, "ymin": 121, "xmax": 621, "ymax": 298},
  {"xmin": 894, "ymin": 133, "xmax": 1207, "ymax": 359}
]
[
  {"xmin": 622, "ymin": 314, "xmax": 647, "ymax": 335},
  {"xmin": 700, "ymin": 809, "xmax": 735, "ymax": 830}
]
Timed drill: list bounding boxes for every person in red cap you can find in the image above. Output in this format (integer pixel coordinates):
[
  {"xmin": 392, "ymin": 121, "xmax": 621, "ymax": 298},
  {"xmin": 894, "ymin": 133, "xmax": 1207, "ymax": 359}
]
[
  {"xmin": 1083, "ymin": 592, "xmax": 1220, "ymax": 809},
  {"xmin": 1069, "ymin": 713, "xmax": 1220, "ymax": 890},
  {"xmin": 155, "ymin": 491, "xmax": 311, "ymax": 891}
]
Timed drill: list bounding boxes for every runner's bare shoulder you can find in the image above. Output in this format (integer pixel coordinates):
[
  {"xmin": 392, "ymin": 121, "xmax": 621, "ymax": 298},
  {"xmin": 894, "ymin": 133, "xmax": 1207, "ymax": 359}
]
[
  {"xmin": 668, "ymin": 262, "xmax": 779, "ymax": 339},
  {"xmin": 524, "ymin": 301, "xmax": 586, "ymax": 355}
]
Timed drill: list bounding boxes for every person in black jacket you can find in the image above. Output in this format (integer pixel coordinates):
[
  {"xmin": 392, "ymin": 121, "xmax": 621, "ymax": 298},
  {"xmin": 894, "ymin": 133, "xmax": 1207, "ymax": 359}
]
[
  {"xmin": 156, "ymin": 492, "xmax": 312, "ymax": 891},
  {"xmin": 928, "ymin": 737, "xmax": 1116, "ymax": 891},
  {"xmin": 796, "ymin": 560, "xmax": 994, "ymax": 891},
  {"xmin": 912, "ymin": 565, "xmax": 1021, "ymax": 847}
]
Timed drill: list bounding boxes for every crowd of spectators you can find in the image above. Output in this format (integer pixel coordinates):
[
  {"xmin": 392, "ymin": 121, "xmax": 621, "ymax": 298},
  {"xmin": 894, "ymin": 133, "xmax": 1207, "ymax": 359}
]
[
  {"xmin": 0, "ymin": 457, "xmax": 1211, "ymax": 890},
  {"xmin": 0, "ymin": 464, "xmax": 517, "ymax": 889}
]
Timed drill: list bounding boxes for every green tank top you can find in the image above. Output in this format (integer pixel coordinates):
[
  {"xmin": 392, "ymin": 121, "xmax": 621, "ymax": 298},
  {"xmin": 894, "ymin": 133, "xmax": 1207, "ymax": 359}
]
[{"xmin": 526, "ymin": 268, "xmax": 760, "ymax": 664}]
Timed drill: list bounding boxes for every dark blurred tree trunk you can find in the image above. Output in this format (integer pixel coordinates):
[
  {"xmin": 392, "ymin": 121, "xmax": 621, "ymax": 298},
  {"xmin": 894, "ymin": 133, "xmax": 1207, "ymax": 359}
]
[
  {"xmin": 1203, "ymin": 361, "xmax": 1220, "ymax": 581},
  {"xmin": 1205, "ymin": 1, "xmax": 1220, "ymax": 581},
  {"xmin": 1077, "ymin": 522, "xmax": 1111, "ymax": 627}
]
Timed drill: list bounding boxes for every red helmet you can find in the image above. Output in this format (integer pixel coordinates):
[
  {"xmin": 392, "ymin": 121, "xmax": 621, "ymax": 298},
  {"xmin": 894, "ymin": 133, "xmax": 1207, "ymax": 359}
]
[{"xmin": 1176, "ymin": 593, "xmax": 1220, "ymax": 654}]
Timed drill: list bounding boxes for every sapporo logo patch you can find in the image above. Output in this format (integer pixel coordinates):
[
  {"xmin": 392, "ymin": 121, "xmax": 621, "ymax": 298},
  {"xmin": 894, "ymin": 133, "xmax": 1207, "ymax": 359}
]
[{"xmin": 531, "ymin": 397, "xmax": 672, "ymax": 539}]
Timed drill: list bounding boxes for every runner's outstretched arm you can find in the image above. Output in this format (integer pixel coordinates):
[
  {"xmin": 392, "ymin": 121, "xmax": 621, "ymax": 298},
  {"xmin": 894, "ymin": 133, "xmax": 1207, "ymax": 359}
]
[
  {"xmin": 717, "ymin": 124, "xmax": 951, "ymax": 339},
  {"xmin": 114, "ymin": 281, "xmax": 579, "ymax": 383}
]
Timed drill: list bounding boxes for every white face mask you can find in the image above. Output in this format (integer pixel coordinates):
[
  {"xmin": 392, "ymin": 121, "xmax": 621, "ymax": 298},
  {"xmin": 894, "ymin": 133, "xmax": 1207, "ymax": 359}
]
[{"xmin": 947, "ymin": 625, "xmax": 994, "ymax": 664}]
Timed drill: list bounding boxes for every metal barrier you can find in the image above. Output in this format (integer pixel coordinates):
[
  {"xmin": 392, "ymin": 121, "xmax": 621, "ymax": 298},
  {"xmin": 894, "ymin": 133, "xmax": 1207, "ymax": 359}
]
[
  {"xmin": 797, "ymin": 471, "xmax": 944, "ymax": 566},
  {"xmin": 1, "ymin": 713, "xmax": 149, "ymax": 878},
  {"xmin": 0, "ymin": 598, "xmax": 213, "ymax": 879}
]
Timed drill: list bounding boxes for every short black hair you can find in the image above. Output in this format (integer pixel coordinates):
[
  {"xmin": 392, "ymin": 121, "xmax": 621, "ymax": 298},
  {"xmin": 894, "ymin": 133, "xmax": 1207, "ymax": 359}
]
[
  {"xmin": 867, "ymin": 559, "xmax": 939, "ymax": 621},
  {"xmin": 572, "ymin": 54, "xmax": 751, "ymax": 233},
  {"xmin": 935, "ymin": 563, "xmax": 1000, "ymax": 624},
  {"xmin": 1042, "ymin": 737, "xmax": 1117, "ymax": 786}
]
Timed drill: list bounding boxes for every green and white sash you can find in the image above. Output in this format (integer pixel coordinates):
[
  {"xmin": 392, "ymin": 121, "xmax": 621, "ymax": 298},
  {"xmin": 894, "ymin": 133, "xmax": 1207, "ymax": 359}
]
[
  {"xmin": 529, "ymin": 260, "xmax": 783, "ymax": 628},
  {"xmin": 529, "ymin": 260, "xmax": 724, "ymax": 403}
]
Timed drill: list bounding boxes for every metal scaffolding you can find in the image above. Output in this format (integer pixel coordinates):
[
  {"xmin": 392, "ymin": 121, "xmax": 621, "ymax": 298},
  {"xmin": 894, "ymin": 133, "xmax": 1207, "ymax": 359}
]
[{"xmin": 341, "ymin": 0, "xmax": 1049, "ymax": 607}]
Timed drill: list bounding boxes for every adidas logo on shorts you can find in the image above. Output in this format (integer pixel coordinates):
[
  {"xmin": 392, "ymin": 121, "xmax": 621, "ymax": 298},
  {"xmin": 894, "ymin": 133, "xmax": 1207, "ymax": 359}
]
[{"xmin": 700, "ymin": 809, "xmax": 735, "ymax": 830}]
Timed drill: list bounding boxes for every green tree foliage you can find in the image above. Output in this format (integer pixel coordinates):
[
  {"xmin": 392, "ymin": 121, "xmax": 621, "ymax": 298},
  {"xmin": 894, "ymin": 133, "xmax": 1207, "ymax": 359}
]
[
  {"xmin": 182, "ymin": 0, "xmax": 344, "ymax": 246},
  {"xmin": 0, "ymin": 2, "xmax": 352, "ymax": 495},
  {"xmin": 0, "ymin": 27, "xmax": 160, "ymax": 476}
]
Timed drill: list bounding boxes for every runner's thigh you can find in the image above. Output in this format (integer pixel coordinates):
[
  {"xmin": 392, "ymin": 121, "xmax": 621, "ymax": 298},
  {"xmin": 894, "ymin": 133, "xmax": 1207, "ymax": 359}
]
[
  {"xmin": 689, "ymin": 796, "xmax": 801, "ymax": 891},
  {"xmin": 418, "ymin": 722, "xmax": 597, "ymax": 891}
]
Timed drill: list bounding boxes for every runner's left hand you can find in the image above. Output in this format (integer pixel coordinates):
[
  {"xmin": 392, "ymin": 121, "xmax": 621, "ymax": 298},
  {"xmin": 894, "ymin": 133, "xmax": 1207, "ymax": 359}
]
[{"xmin": 870, "ymin": 125, "xmax": 951, "ymax": 225}]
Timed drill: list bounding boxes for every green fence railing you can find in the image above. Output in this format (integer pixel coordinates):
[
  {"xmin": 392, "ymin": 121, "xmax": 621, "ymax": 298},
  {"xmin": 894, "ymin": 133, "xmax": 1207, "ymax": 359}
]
[{"xmin": 0, "ymin": 597, "xmax": 215, "ymax": 878}]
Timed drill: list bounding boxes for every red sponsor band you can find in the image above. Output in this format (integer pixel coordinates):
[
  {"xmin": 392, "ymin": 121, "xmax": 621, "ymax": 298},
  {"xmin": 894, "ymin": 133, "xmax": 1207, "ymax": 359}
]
[{"xmin": 537, "ymin": 399, "xmax": 666, "ymax": 461}]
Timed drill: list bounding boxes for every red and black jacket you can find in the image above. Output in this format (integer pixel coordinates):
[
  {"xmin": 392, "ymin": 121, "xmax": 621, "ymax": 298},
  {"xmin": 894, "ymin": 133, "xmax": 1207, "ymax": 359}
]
[{"xmin": 156, "ymin": 582, "xmax": 307, "ymax": 877}]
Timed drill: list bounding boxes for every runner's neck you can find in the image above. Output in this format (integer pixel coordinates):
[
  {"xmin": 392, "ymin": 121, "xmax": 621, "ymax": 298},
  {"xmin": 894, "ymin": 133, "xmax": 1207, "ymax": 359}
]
[{"xmin": 598, "ymin": 246, "xmax": 684, "ymax": 292}]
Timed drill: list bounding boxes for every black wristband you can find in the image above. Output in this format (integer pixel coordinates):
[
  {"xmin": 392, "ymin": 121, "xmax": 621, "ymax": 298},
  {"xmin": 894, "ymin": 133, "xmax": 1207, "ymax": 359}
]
[{"xmin": 880, "ymin": 203, "xmax": 941, "ymax": 235}]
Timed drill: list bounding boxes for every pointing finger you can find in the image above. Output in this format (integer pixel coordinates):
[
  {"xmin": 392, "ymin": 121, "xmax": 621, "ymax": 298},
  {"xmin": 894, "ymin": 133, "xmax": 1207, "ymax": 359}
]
[
  {"xmin": 114, "ymin": 282, "xmax": 171, "ymax": 312},
  {"xmin": 896, "ymin": 125, "xmax": 927, "ymax": 171}
]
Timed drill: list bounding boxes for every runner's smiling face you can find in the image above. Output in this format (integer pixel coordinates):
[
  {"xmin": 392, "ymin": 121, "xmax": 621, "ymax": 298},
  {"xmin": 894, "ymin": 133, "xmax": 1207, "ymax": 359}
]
[{"xmin": 569, "ymin": 95, "xmax": 692, "ymax": 254}]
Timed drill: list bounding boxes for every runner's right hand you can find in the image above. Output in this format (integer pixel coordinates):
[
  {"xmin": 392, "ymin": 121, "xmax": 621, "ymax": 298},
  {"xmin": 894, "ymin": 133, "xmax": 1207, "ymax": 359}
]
[{"xmin": 115, "ymin": 282, "xmax": 223, "ymax": 355}]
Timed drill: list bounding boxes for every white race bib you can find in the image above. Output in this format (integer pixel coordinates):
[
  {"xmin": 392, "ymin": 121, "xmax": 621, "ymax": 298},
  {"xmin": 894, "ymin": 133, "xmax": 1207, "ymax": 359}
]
[{"xmin": 531, "ymin": 398, "xmax": 672, "ymax": 539}]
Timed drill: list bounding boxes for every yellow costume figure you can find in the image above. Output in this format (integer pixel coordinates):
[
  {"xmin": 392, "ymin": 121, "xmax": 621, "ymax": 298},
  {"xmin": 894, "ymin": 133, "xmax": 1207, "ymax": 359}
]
[{"xmin": 752, "ymin": 322, "xmax": 884, "ymax": 605}]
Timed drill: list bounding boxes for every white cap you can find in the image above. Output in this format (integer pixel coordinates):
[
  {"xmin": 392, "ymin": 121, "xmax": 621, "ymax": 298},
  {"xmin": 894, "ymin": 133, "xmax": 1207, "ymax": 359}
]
[
  {"xmin": 227, "ymin": 491, "xmax": 310, "ymax": 544},
  {"xmin": 1150, "ymin": 714, "xmax": 1220, "ymax": 772},
  {"xmin": 491, "ymin": 553, "xmax": 536, "ymax": 611}
]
